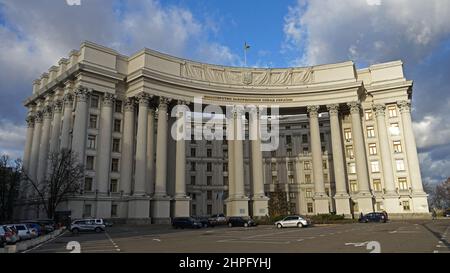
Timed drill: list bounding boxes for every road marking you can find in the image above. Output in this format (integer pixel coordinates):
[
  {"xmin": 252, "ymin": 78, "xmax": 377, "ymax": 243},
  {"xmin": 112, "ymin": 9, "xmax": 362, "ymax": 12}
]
[
  {"xmin": 23, "ymin": 230, "xmax": 67, "ymax": 253},
  {"xmin": 297, "ymin": 239, "xmax": 304, "ymax": 242}
]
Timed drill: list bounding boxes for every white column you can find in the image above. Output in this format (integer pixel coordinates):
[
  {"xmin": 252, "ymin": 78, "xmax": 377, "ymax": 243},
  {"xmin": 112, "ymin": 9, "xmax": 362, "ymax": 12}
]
[
  {"xmin": 173, "ymin": 101, "xmax": 190, "ymax": 217},
  {"xmin": 37, "ymin": 104, "xmax": 52, "ymax": 183},
  {"xmin": 134, "ymin": 93, "xmax": 149, "ymax": 196},
  {"xmin": 348, "ymin": 101, "xmax": 373, "ymax": 213},
  {"xmin": 96, "ymin": 93, "xmax": 114, "ymax": 195},
  {"xmin": 23, "ymin": 114, "xmax": 35, "ymax": 173},
  {"xmin": 249, "ymin": 107, "xmax": 269, "ymax": 217},
  {"xmin": 29, "ymin": 111, "xmax": 43, "ymax": 183},
  {"xmin": 60, "ymin": 93, "xmax": 74, "ymax": 150},
  {"xmin": 234, "ymin": 107, "xmax": 246, "ymax": 198},
  {"xmin": 307, "ymin": 105, "xmax": 329, "ymax": 214},
  {"xmin": 71, "ymin": 87, "xmax": 90, "ymax": 164},
  {"xmin": 226, "ymin": 112, "xmax": 235, "ymax": 216},
  {"xmin": 49, "ymin": 100, "xmax": 63, "ymax": 154},
  {"xmin": 397, "ymin": 100, "xmax": 429, "ymax": 213},
  {"xmin": 327, "ymin": 104, "xmax": 351, "ymax": 217},
  {"xmin": 146, "ymin": 107, "xmax": 155, "ymax": 195},
  {"xmin": 119, "ymin": 98, "xmax": 135, "ymax": 195}
]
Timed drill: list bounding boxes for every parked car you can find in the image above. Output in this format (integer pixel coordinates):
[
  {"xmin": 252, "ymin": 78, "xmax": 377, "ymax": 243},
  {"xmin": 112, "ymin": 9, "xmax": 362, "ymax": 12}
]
[
  {"xmin": 358, "ymin": 212, "xmax": 387, "ymax": 223},
  {"xmin": 22, "ymin": 223, "xmax": 43, "ymax": 236},
  {"xmin": 6, "ymin": 225, "xmax": 21, "ymax": 242},
  {"xmin": 227, "ymin": 217, "xmax": 256, "ymax": 228},
  {"xmin": 0, "ymin": 226, "xmax": 17, "ymax": 245},
  {"xmin": 8, "ymin": 224, "xmax": 32, "ymax": 240},
  {"xmin": 275, "ymin": 215, "xmax": 311, "ymax": 228},
  {"xmin": 172, "ymin": 217, "xmax": 202, "ymax": 229},
  {"xmin": 70, "ymin": 219, "xmax": 106, "ymax": 234},
  {"xmin": 193, "ymin": 216, "xmax": 213, "ymax": 228},
  {"xmin": 34, "ymin": 220, "xmax": 56, "ymax": 234},
  {"xmin": 208, "ymin": 214, "xmax": 227, "ymax": 226},
  {"xmin": 444, "ymin": 209, "xmax": 450, "ymax": 217}
]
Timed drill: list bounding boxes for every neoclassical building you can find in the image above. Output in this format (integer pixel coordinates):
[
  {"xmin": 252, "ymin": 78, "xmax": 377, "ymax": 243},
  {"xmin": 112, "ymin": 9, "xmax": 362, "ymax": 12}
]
[{"xmin": 20, "ymin": 41, "xmax": 429, "ymax": 223}]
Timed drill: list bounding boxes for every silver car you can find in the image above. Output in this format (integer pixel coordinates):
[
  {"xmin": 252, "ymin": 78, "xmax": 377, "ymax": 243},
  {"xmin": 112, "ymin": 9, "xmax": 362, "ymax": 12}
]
[
  {"xmin": 70, "ymin": 219, "xmax": 106, "ymax": 234},
  {"xmin": 275, "ymin": 215, "xmax": 310, "ymax": 228},
  {"xmin": 8, "ymin": 224, "xmax": 32, "ymax": 240}
]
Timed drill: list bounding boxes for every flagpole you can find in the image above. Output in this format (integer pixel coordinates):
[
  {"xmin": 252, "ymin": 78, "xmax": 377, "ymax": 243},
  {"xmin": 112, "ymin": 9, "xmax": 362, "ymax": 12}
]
[{"xmin": 244, "ymin": 43, "xmax": 247, "ymax": 67}]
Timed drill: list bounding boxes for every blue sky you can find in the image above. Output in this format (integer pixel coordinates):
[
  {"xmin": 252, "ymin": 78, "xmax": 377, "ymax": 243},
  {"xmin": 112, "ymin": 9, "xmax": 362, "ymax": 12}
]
[{"xmin": 0, "ymin": 0, "xmax": 449, "ymax": 185}]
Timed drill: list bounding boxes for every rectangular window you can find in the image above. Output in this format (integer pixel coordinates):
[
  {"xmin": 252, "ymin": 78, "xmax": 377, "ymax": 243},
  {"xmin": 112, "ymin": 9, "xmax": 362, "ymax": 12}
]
[
  {"xmin": 112, "ymin": 138, "xmax": 120, "ymax": 153},
  {"xmin": 191, "ymin": 148, "xmax": 196, "ymax": 157},
  {"xmin": 288, "ymin": 175, "xmax": 294, "ymax": 184},
  {"xmin": 344, "ymin": 129, "xmax": 352, "ymax": 142},
  {"xmin": 192, "ymin": 204, "xmax": 196, "ymax": 214},
  {"xmin": 286, "ymin": 135, "xmax": 292, "ymax": 145},
  {"xmin": 399, "ymin": 178, "xmax": 408, "ymax": 191},
  {"xmin": 111, "ymin": 204, "xmax": 118, "ymax": 217},
  {"xmin": 320, "ymin": 133, "xmax": 325, "ymax": 142},
  {"xmin": 289, "ymin": 192, "xmax": 296, "ymax": 199},
  {"xmin": 288, "ymin": 162, "xmax": 294, "ymax": 171},
  {"xmin": 323, "ymin": 173, "xmax": 328, "ymax": 182},
  {"xmin": 113, "ymin": 119, "xmax": 121, "ymax": 132},
  {"xmin": 207, "ymin": 205, "xmax": 212, "ymax": 215},
  {"xmin": 390, "ymin": 123, "xmax": 400, "ymax": 136},
  {"xmin": 348, "ymin": 162, "xmax": 356, "ymax": 174},
  {"xmin": 302, "ymin": 134, "xmax": 308, "ymax": 143},
  {"xmin": 207, "ymin": 149, "xmax": 212, "ymax": 157},
  {"xmin": 115, "ymin": 100, "xmax": 122, "ymax": 113},
  {"xmin": 190, "ymin": 176, "xmax": 196, "ymax": 185},
  {"xmin": 271, "ymin": 150, "xmax": 276, "ymax": 157},
  {"xmin": 83, "ymin": 204, "xmax": 92, "ymax": 217},
  {"xmin": 307, "ymin": 203, "xmax": 314, "ymax": 213},
  {"xmin": 111, "ymin": 158, "xmax": 119, "ymax": 172},
  {"xmin": 350, "ymin": 180, "xmax": 358, "ymax": 193},
  {"xmin": 365, "ymin": 109, "xmax": 373, "ymax": 121},
  {"xmin": 346, "ymin": 145, "xmax": 354, "ymax": 159},
  {"xmin": 89, "ymin": 115, "xmax": 97, "ymax": 129},
  {"xmin": 322, "ymin": 160, "xmax": 327, "ymax": 169},
  {"xmin": 223, "ymin": 176, "xmax": 228, "ymax": 186},
  {"xmin": 369, "ymin": 143, "xmax": 377, "ymax": 155},
  {"xmin": 110, "ymin": 179, "xmax": 118, "ymax": 193},
  {"xmin": 88, "ymin": 135, "xmax": 96, "ymax": 149},
  {"xmin": 305, "ymin": 174, "xmax": 311, "ymax": 184},
  {"xmin": 367, "ymin": 126, "xmax": 375, "ymax": 138},
  {"xmin": 206, "ymin": 140, "xmax": 212, "ymax": 145},
  {"xmin": 223, "ymin": 149, "xmax": 228, "ymax": 158},
  {"xmin": 304, "ymin": 161, "xmax": 311, "ymax": 170},
  {"xmin": 303, "ymin": 147, "xmax": 309, "ymax": 153},
  {"xmin": 207, "ymin": 191, "xmax": 212, "ymax": 200},
  {"xmin": 207, "ymin": 162, "xmax": 212, "ymax": 172},
  {"xmin": 305, "ymin": 189, "xmax": 313, "ymax": 198},
  {"xmin": 396, "ymin": 159, "xmax": 405, "ymax": 171},
  {"xmin": 191, "ymin": 162, "xmax": 196, "ymax": 171},
  {"xmin": 271, "ymin": 162, "xmax": 277, "ymax": 171},
  {"xmin": 388, "ymin": 105, "xmax": 397, "ymax": 118},
  {"xmin": 393, "ymin": 141, "xmax": 402, "ymax": 153},
  {"xmin": 86, "ymin": 156, "xmax": 94, "ymax": 170},
  {"xmin": 287, "ymin": 148, "xmax": 292, "ymax": 157},
  {"xmin": 90, "ymin": 95, "xmax": 99, "ymax": 108},
  {"xmin": 84, "ymin": 177, "xmax": 93, "ymax": 192},
  {"xmin": 402, "ymin": 201, "xmax": 410, "ymax": 211},
  {"xmin": 223, "ymin": 163, "xmax": 228, "ymax": 172},
  {"xmin": 373, "ymin": 179, "xmax": 382, "ymax": 192},
  {"xmin": 272, "ymin": 176, "xmax": 277, "ymax": 184},
  {"xmin": 207, "ymin": 176, "xmax": 212, "ymax": 186},
  {"xmin": 371, "ymin": 161, "xmax": 380, "ymax": 173},
  {"xmin": 191, "ymin": 136, "xmax": 196, "ymax": 144}
]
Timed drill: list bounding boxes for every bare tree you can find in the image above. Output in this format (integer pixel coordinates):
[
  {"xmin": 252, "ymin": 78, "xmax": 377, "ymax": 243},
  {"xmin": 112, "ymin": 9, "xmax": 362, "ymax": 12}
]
[
  {"xmin": 23, "ymin": 149, "xmax": 84, "ymax": 219},
  {"xmin": 0, "ymin": 155, "xmax": 22, "ymax": 222}
]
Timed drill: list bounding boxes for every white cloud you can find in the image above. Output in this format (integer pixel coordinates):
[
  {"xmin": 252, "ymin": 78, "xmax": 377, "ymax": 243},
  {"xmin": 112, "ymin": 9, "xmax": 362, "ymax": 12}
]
[
  {"xmin": 413, "ymin": 116, "xmax": 450, "ymax": 150},
  {"xmin": 0, "ymin": 119, "xmax": 26, "ymax": 159}
]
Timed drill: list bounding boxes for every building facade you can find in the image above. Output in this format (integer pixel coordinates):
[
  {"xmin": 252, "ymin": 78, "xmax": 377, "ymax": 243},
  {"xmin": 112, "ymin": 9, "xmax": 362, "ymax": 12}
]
[{"xmin": 20, "ymin": 41, "xmax": 429, "ymax": 223}]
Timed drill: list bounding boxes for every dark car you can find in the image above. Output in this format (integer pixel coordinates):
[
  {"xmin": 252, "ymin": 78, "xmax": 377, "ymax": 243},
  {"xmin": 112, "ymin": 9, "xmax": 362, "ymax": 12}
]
[
  {"xmin": 172, "ymin": 217, "xmax": 202, "ymax": 229},
  {"xmin": 194, "ymin": 216, "xmax": 214, "ymax": 228},
  {"xmin": 444, "ymin": 209, "xmax": 450, "ymax": 217},
  {"xmin": 227, "ymin": 216, "xmax": 256, "ymax": 227},
  {"xmin": 359, "ymin": 212, "xmax": 387, "ymax": 223}
]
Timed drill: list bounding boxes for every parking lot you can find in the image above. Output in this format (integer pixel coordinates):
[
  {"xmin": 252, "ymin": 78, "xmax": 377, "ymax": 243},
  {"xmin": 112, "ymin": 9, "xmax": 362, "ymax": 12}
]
[{"xmin": 27, "ymin": 219, "xmax": 450, "ymax": 253}]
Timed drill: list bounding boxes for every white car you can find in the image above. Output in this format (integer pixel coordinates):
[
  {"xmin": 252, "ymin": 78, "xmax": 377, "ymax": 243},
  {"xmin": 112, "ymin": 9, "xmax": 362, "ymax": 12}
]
[
  {"xmin": 8, "ymin": 224, "xmax": 32, "ymax": 240},
  {"xmin": 275, "ymin": 216, "xmax": 310, "ymax": 229}
]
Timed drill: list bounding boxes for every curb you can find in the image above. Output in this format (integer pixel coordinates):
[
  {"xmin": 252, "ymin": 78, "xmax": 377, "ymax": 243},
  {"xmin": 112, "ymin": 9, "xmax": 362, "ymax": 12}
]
[{"xmin": 0, "ymin": 229, "xmax": 64, "ymax": 254}]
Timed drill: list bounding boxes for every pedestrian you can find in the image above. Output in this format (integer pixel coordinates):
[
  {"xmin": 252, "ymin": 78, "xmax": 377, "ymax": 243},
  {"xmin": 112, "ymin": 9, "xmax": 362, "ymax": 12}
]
[{"xmin": 432, "ymin": 209, "xmax": 437, "ymax": 220}]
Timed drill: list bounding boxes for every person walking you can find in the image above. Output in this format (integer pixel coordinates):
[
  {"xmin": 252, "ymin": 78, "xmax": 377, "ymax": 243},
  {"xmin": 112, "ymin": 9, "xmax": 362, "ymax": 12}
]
[{"xmin": 432, "ymin": 209, "xmax": 437, "ymax": 220}]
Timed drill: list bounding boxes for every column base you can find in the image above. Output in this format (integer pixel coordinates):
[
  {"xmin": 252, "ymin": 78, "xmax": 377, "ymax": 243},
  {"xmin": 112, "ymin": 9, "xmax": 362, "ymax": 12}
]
[
  {"xmin": 313, "ymin": 196, "xmax": 330, "ymax": 214},
  {"xmin": 334, "ymin": 193, "xmax": 352, "ymax": 218},
  {"xmin": 251, "ymin": 196, "xmax": 269, "ymax": 217},
  {"xmin": 128, "ymin": 196, "xmax": 151, "ymax": 219},
  {"xmin": 172, "ymin": 196, "xmax": 191, "ymax": 217},
  {"xmin": 151, "ymin": 196, "xmax": 171, "ymax": 224},
  {"xmin": 95, "ymin": 199, "xmax": 112, "ymax": 218},
  {"xmin": 382, "ymin": 193, "xmax": 401, "ymax": 214},
  {"xmin": 225, "ymin": 196, "xmax": 249, "ymax": 217},
  {"xmin": 354, "ymin": 193, "xmax": 374, "ymax": 214},
  {"xmin": 411, "ymin": 192, "xmax": 430, "ymax": 213}
]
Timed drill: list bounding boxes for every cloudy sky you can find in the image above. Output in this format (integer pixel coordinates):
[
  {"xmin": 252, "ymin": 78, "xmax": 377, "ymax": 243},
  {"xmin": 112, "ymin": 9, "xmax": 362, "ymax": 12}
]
[{"xmin": 0, "ymin": 0, "xmax": 449, "ymax": 184}]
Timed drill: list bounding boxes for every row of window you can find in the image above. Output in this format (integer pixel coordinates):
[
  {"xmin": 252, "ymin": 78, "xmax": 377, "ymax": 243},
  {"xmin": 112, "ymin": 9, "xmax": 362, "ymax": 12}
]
[
  {"xmin": 364, "ymin": 105, "xmax": 399, "ymax": 121},
  {"xmin": 347, "ymin": 158, "xmax": 405, "ymax": 174},
  {"xmin": 88, "ymin": 136, "xmax": 121, "ymax": 152},
  {"xmin": 89, "ymin": 115, "xmax": 122, "ymax": 131},
  {"xmin": 83, "ymin": 177, "xmax": 118, "ymax": 193},
  {"xmin": 83, "ymin": 203, "xmax": 119, "ymax": 218},
  {"xmin": 90, "ymin": 95, "xmax": 123, "ymax": 113},
  {"xmin": 85, "ymin": 156, "xmax": 120, "ymax": 172},
  {"xmin": 344, "ymin": 122, "xmax": 401, "ymax": 143},
  {"xmin": 349, "ymin": 177, "xmax": 409, "ymax": 193}
]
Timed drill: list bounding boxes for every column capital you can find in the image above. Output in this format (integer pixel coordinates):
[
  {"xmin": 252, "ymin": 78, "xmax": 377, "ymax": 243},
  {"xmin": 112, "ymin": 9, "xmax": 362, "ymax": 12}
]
[
  {"xmin": 63, "ymin": 93, "xmax": 74, "ymax": 105},
  {"xmin": 102, "ymin": 93, "xmax": 116, "ymax": 107},
  {"xmin": 347, "ymin": 101, "xmax": 361, "ymax": 115},
  {"xmin": 124, "ymin": 97, "xmax": 135, "ymax": 112},
  {"xmin": 42, "ymin": 105, "xmax": 53, "ymax": 119},
  {"xmin": 397, "ymin": 100, "xmax": 411, "ymax": 113},
  {"xmin": 136, "ymin": 92, "xmax": 151, "ymax": 106},
  {"xmin": 326, "ymin": 104, "xmax": 340, "ymax": 116},
  {"xmin": 34, "ymin": 111, "xmax": 43, "ymax": 123},
  {"xmin": 373, "ymin": 103, "xmax": 386, "ymax": 117},
  {"xmin": 26, "ymin": 116, "xmax": 35, "ymax": 128},
  {"xmin": 53, "ymin": 100, "xmax": 63, "ymax": 113},
  {"xmin": 158, "ymin": 96, "xmax": 171, "ymax": 111},
  {"xmin": 74, "ymin": 87, "xmax": 90, "ymax": 102},
  {"xmin": 177, "ymin": 99, "xmax": 190, "ymax": 106},
  {"xmin": 307, "ymin": 105, "xmax": 320, "ymax": 118}
]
